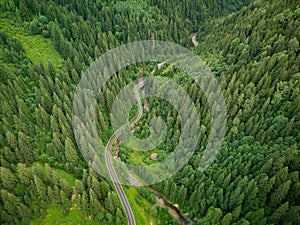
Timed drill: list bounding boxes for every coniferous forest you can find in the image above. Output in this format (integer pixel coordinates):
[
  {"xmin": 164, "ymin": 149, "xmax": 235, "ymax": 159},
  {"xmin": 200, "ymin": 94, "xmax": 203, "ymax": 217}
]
[{"xmin": 0, "ymin": 0, "xmax": 299, "ymax": 224}]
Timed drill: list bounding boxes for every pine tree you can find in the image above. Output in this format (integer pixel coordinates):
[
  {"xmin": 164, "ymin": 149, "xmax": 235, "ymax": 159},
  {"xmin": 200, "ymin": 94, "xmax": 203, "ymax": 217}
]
[
  {"xmin": 65, "ymin": 137, "xmax": 79, "ymax": 163},
  {"xmin": 269, "ymin": 180, "xmax": 291, "ymax": 208},
  {"xmin": 116, "ymin": 207, "xmax": 124, "ymax": 225},
  {"xmin": 221, "ymin": 213, "xmax": 232, "ymax": 225},
  {"xmin": 232, "ymin": 205, "xmax": 242, "ymax": 222},
  {"xmin": 269, "ymin": 201, "xmax": 289, "ymax": 223},
  {"xmin": 19, "ymin": 0, "xmax": 30, "ymax": 20},
  {"xmin": 18, "ymin": 131, "xmax": 34, "ymax": 163},
  {"xmin": 60, "ymin": 190, "xmax": 71, "ymax": 211},
  {"xmin": 34, "ymin": 175, "xmax": 46, "ymax": 201},
  {"xmin": 17, "ymin": 163, "xmax": 32, "ymax": 185},
  {"xmin": 245, "ymin": 208, "xmax": 265, "ymax": 224},
  {"xmin": 105, "ymin": 192, "xmax": 115, "ymax": 214},
  {"xmin": 0, "ymin": 167, "xmax": 17, "ymax": 191},
  {"xmin": 5, "ymin": 130, "xmax": 18, "ymax": 150},
  {"xmin": 81, "ymin": 190, "xmax": 89, "ymax": 215}
]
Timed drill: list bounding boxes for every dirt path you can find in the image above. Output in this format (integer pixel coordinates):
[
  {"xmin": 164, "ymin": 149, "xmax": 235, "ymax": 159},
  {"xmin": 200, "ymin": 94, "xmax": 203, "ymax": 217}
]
[{"xmin": 190, "ymin": 32, "xmax": 199, "ymax": 47}]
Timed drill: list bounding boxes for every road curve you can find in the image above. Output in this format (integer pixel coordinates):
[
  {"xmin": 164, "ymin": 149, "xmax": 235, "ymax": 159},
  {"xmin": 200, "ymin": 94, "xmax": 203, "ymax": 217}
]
[{"xmin": 105, "ymin": 80, "xmax": 144, "ymax": 225}]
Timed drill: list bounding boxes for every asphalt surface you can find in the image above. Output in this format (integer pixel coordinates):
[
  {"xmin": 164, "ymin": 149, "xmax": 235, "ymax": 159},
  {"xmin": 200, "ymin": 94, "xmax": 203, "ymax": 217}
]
[{"xmin": 105, "ymin": 81, "xmax": 144, "ymax": 225}]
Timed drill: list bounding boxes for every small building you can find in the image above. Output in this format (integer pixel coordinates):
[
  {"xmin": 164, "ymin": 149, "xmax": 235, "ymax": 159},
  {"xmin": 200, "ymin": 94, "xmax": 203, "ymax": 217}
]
[{"xmin": 150, "ymin": 153, "xmax": 158, "ymax": 161}]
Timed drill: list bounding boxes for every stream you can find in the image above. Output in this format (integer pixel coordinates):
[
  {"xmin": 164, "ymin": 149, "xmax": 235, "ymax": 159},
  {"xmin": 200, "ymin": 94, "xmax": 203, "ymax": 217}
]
[
  {"xmin": 147, "ymin": 186, "xmax": 190, "ymax": 225},
  {"xmin": 126, "ymin": 170, "xmax": 189, "ymax": 224}
]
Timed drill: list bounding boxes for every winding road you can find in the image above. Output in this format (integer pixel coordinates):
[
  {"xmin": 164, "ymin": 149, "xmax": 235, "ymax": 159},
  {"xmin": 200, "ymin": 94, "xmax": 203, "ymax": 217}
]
[{"xmin": 105, "ymin": 80, "xmax": 145, "ymax": 225}]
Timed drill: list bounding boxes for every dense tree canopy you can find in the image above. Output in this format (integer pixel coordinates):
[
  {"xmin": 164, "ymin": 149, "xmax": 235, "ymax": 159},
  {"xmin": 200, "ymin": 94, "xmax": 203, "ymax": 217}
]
[{"xmin": 0, "ymin": 0, "xmax": 299, "ymax": 224}]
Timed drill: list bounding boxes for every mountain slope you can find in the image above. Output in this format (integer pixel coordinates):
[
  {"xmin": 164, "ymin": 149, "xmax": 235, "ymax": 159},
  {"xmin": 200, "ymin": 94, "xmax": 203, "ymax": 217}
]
[
  {"xmin": 0, "ymin": 0, "xmax": 299, "ymax": 225},
  {"xmin": 154, "ymin": 0, "xmax": 299, "ymax": 224}
]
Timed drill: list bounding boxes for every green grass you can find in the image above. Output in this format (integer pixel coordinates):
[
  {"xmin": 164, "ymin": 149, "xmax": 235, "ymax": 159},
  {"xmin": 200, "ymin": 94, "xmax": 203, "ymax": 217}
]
[
  {"xmin": 161, "ymin": 64, "xmax": 174, "ymax": 76},
  {"xmin": 52, "ymin": 168, "xmax": 76, "ymax": 186},
  {"xmin": 33, "ymin": 162, "xmax": 76, "ymax": 186},
  {"xmin": 121, "ymin": 145, "xmax": 166, "ymax": 166},
  {"xmin": 31, "ymin": 206, "xmax": 98, "ymax": 225},
  {"xmin": 0, "ymin": 13, "xmax": 62, "ymax": 68},
  {"xmin": 129, "ymin": 149, "xmax": 147, "ymax": 165},
  {"xmin": 123, "ymin": 186, "xmax": 179, "ymax": 225},
  {"xmin": 16, "ymin": 34, "xmax": 62, "ymax": 68},
  {"xmin": 29, "ymin": 165, "xmax": 84, "ymax": 224},
  {"xmin": 123, "ymin": 186, "xmax": 153, "ymax": 225},
  {"xmin": 0, "ymin": 13, "xmax": 24, "ymax": 36}
]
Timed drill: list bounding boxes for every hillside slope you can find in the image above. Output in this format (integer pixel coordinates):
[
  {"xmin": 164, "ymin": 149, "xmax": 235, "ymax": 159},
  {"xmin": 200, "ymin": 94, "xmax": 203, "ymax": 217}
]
[
  {"xmin": 0, "ymin": 0, "xmax": 299, "ymax": 224},
  {"xmin": 155, "ymin": 0, "xmax": 300, "ymax": 224}
]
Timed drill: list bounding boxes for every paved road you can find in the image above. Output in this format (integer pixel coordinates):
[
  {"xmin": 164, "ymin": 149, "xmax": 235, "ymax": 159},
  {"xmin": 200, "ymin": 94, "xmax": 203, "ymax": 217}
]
[{"xmin": 105, "ymin": 81, "xmax": 144, "ymax": 225}]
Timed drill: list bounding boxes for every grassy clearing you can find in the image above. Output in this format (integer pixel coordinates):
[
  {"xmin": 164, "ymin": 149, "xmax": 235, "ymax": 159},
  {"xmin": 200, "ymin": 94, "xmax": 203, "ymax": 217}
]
[
  {"xmin": 120, "ymin": 145, "xmax": 165, "ymax": 166},
  {"xmin": 16, "ymin": 34, "xmax": 62, "ymax": 68},
  {"xmin": 0, "ymin": 13, "xmax": 62, "ymax": 68},
  {"xmin": 52, "ymin": 168, "xmax": 76, "ymax": 186},
  {"xmin": 0, "ymin": 13, "xmax": 24, "ymax": 36},
  {"xmin": 35, "ymin": 162, "xmax": 76, "ymax": 186},
  {"xmin": 31, "ymin": 206, "xmax": 98, "ymax": 225},
  {"xmin": 30, "ymin": 165, "xmax": 81, "ymax": 224},
  {"xmin": 129, "ymin": 149, "xmax": 147, "ymax": 165}
]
